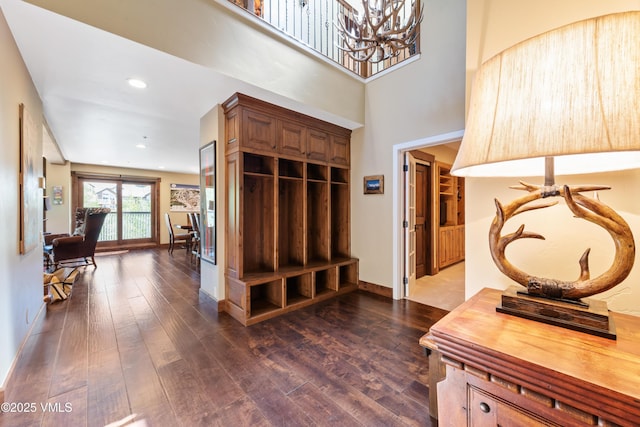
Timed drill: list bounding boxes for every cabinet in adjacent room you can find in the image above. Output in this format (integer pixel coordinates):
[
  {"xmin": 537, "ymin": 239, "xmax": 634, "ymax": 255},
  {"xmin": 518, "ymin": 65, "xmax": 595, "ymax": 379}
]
[
  {"xmin": 222, "ymin": 93, "xmax": 358, "ymax": 326},
  {"xmin": 436, "ymin": 162, "xmax": 464, "ymax": 270}
]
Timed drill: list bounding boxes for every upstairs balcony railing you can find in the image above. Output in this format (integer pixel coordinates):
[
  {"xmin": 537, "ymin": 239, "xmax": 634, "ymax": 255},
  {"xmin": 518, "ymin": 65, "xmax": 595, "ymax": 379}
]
[{"xmin": 228, "ymin": 0, "xmax": 420, "ymax": 78}]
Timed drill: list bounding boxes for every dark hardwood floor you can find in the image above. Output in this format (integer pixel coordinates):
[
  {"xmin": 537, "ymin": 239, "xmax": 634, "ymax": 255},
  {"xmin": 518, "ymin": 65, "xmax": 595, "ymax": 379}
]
[{"xmin": 1, "ymin": 248, "xmax": 448, "ymax": 427}]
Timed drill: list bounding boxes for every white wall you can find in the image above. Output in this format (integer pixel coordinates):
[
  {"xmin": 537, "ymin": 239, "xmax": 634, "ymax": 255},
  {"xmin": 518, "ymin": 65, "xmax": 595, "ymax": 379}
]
[
  {"xmin": 0, "ymin": 8, "xmax": 45, "ymax": 391},
  {"xmin": 199, "ymin": 105, "xmax": 226, "ymax": 301},
  {"xmin": 351, "ymin": 0, "xmax": 467, "ymax": 288},
  {"xmin": 465, "ymin": 0, "xmax": 640, "ymax": 315},
  {"xmin": 44, "ymin": 160, "xmax": 71, "ymax": 233}
]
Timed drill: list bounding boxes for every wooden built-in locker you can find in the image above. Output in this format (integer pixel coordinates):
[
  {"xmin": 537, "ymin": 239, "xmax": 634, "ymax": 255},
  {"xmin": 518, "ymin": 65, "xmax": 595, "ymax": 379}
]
[{"xmin": 222, "ymin": 93, "xmax": 358, "ymax": 326}]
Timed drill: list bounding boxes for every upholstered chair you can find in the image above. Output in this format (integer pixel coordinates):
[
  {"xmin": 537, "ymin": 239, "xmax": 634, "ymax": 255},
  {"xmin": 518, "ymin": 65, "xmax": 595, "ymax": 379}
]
[{"xmin": 44, "ymin": 207, "xmax": 111, "ymax": 269}]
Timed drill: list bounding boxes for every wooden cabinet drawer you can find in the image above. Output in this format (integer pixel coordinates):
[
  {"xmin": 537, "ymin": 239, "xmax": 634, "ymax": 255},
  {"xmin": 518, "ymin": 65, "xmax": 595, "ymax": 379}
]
[{"xmin": 469, "ymin": 387, "xmax": 559, "ymax": 426}]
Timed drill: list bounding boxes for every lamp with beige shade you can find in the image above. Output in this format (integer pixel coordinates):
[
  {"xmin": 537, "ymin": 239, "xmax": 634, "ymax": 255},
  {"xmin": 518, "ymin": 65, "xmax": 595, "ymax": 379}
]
[{"xmin": 452, "ymin": 11, "xmax": 640, "ymax": 338}]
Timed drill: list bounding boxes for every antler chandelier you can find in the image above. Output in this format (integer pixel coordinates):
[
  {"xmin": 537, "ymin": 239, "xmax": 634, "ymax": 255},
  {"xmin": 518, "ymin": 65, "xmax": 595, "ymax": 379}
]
[{"xmin": 336, "ymin": 0, "xmax": 423, "ymax": 63}]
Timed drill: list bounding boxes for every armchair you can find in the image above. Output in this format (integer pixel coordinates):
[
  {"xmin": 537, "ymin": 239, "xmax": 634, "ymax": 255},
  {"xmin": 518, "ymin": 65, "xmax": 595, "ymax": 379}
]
[{"xmin": 44, "ymin": 207, "xmax": 111, "ymax": 269}]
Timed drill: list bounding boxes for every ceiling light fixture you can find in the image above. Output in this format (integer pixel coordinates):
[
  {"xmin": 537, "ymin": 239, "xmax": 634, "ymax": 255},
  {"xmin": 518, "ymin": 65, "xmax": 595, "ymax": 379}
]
[
  {"xmin": 136, "ymin": 144, "xmax": 146, "ymax": 149},
  {"xmin": 336, "ymin": 0, "xmax": 423, "ymax": 63},
  {"xmin": 127, "ymin": 78, "xmax": 147, "ymax": 89}
]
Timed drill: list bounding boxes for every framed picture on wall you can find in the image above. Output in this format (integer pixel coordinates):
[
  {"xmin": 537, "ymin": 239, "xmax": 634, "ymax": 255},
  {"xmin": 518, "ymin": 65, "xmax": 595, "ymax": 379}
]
[
  {"xmin": 363, "ymin": 175, "xmax": 384, "ymax": 194},
  {"xmin": 52, "ymin": 185, "xmax": 63, "ymax": 205},
  {"xmin": 169, "ymin": 183, "xmax": 200, "ymax": 212},
  {"xmin": 19, "ymin": 103, "xmax": 40, "ymax": 254},
  {"xmin": 199, "ymin": 141, "xmax": 216, "ymax": 264}
]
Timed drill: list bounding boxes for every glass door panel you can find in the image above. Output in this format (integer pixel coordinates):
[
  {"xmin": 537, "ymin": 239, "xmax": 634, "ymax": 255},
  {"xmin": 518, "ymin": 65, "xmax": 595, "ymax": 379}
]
[
  {"xmin": 82, "ymin": 180, "xmax": 118, "ymax": 242},
  {"xmin": 122, "ymin": 183, "xmax": 152, "ymax": 240}
]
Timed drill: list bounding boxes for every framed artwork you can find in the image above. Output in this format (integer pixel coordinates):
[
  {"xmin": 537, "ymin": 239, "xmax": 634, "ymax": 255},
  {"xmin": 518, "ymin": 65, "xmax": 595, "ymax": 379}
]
[
  {"xmin": 169, "ymin": 183, "xmax": 200, "ymax": 211},
  {"xmin": 52, "ymin": 185, "xmax": 63, "ymax": 205},
  {"xmin": 363, "ymin": 175, "xmax": 384, "ymax": 194},
  {"xmin": 199, "ymin": 141, "xmax": 216, "ymax": 264},
  {"xmin": 19, "ymin": 103, "xmax": 40, "ymax": 254}
]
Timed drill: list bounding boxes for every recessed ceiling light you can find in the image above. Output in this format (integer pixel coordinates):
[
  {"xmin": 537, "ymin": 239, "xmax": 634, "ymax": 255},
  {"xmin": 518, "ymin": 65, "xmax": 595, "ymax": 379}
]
[
  {"xmin": 127, "ymin": 78, "xmax": 147, "ymax": 89},
  {"xmin": 136, "ymin": 144, "xmax": 146, "ymax": 149},
  {"xmin": 158, "ymin": 165, "xmax": 165, "ymax": 169}
]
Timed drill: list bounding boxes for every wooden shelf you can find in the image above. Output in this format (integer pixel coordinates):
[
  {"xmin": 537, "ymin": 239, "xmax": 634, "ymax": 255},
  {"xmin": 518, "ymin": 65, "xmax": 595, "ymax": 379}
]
[
  {"xmin": 279, "ymin": 158, "xmax": 303, "ymax": 179},
  {"xmin": 315, "ymin": 267, "xmax": 337, "ymax": 296},
  {"xmin": 436, "ymin": 162, "xmax": 464, "ymax": 269},
  {"xmin": 330, "ymin": 167, "xmax": 349, "ymax": 184},
  {"xmin": 249, "ymin": 279, "xmax": 283, "ymax": 318},
  {"xmin": 223, "ymin": 92, "xmax": 358, "ymax": 326},
  {"xmin": 307, "ymin": 163, "xmax": 328, "ymax": 182},
  {"xmin": 285, "ymin": 272, "xmax": 312, "ymax": 305},
  {"xmin": 244, "ymin": 153, "xmax": 274, "ymax": 175}
]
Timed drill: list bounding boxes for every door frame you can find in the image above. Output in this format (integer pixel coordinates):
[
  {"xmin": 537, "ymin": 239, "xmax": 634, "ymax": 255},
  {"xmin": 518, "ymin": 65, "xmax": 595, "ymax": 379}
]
[
  {"xmin": 71, "ymin": 171, "xmax": 161, "ymax": 250},
  {"xmin": 392, "ymin": 129, "xmax": 464, "ymax": 300}
]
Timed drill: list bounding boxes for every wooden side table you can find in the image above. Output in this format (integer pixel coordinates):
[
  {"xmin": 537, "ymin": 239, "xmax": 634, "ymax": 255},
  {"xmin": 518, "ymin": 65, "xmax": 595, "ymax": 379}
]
[{"xmin": 423, "ymin": 288, "xmax": 640, "ymax": 426}]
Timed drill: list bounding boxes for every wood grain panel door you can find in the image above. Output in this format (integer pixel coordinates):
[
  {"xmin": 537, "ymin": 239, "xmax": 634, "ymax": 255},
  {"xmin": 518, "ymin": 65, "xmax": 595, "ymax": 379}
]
[{"xmin": 415, "ymin": 163, "xmax": 430, "ymax": 278}]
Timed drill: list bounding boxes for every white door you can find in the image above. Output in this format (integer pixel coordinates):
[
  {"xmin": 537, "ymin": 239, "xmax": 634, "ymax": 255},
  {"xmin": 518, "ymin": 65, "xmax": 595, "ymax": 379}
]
[{"xmin": 403, "ymin": 152, "xmax": 417, "ymax": 298}]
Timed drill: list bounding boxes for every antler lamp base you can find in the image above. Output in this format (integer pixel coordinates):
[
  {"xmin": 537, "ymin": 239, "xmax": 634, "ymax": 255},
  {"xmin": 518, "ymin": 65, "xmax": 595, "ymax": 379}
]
[{"xmin": 497, "ymin": 286, "xmax": 616, "ymax": 339}]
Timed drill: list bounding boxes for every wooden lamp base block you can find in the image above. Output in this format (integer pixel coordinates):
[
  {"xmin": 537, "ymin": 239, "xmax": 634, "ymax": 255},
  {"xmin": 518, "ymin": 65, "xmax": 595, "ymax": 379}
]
[{"xmin": 496, "ymin": 286, "xmax": 616, "ymax": 340}]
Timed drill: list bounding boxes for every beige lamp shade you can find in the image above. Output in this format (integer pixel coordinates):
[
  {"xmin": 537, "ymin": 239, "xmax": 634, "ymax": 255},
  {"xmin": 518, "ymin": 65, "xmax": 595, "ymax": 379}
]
[{"xmin": 452, "ymin": 11, "xmax": 640, "ymax": 177}]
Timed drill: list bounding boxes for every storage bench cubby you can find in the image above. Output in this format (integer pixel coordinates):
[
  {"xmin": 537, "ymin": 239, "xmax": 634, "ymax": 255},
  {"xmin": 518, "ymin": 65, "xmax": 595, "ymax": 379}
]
[
  {"xmin": 314, "ymin": 267, "xmax": 337, "ymax": 297},
  {"xmin": 250, "ymin": 279, "xmax": 283, "ymax": 318},
  {"xmin": 285, "ymin": 273, "xmax": 312, "ymax": 306},
  {"xmin": 338, "ymin": 262, "xmax": 358, "ymax": 289},
  {"xmin": 223, "ymin": 93, "xmax": 358, "ymax": 326},
  {"xmin": 225, "ymin": 260, "xmax": 358, "ymax": 325}
]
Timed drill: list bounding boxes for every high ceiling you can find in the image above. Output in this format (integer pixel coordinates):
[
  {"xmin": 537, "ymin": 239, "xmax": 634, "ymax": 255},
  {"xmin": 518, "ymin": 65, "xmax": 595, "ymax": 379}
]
[
  {"xmin": 2, "ymin": 0, "xmax": 458, "ymax": 175},
  {"xmin": 0, "ymin": 0, "xmax": 307, "ymax": 174}
]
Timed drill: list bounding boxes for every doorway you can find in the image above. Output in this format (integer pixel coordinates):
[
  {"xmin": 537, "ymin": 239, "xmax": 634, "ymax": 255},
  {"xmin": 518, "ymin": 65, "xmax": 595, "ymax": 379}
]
[
  {"xmin": 393, "ymin": 130, "xmax": 466, "ymax": 309},
  {"xmin": 406, "ymin": 150, "xmax": 465, "ymax": 310},
  {"xmin": 72, "ymin": 172, "xmax": 160, "ymax": 250}
]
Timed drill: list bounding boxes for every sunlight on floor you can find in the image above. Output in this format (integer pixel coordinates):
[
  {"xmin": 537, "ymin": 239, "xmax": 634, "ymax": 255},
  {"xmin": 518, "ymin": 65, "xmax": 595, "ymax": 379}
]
[{"xmin": 408, "ymin": 262, "xmax": 465, "ymax": 311}]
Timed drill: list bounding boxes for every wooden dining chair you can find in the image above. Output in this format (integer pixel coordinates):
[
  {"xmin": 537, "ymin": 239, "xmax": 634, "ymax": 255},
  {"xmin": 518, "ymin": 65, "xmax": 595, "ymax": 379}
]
[
  {"xmin": 164, "ymin": 212, "xmax": 191, "ymax": 254},
  {"xmin": 188, "ymin": 212, "xmax": 201, "ymax": 263}
]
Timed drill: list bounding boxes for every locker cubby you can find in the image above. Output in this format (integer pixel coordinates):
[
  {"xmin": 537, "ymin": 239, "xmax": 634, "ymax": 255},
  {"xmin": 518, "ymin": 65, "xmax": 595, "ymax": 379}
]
[
  {"xmin": 307, "ymin": 181, "xmax": 329, "ymax": 262},
  {"xmin": 242, "ymin": 174, "xmax": 275, "ymax": 274},
  {"xmin": 249, "ymin": 279, "xmax": 283, "ymax": 318},
  {"xmin": 244, "ymin": 153, "xmax": 274, "ymax": 175},
  {"xmin": 307, "ymin": 163, "xmax": 328, "ymax": 182},
  {"xmin": 278, "ymin": 178, "xmax": 304, "ymax": 269},
  {"xmin": 331, "ymin": 182, "xmax": 350, "ymax": 258},
  {"xmin": 338, "ymin": 262, "xmax": 358, "ymax": 289},
  {"xmin": 315, "ymin": 267, "xmax": 337, "ymax": 297},
  {"xmin": 279, "ymin": 158, "xmax": 303, "ymax": 179},
  {"xmin": 286, "ymin": 273, "xmax": 313, "ymax": 306},
  {"xmin": 330, "ymin": 167, "xmax": 349, "ymax": 184}
]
